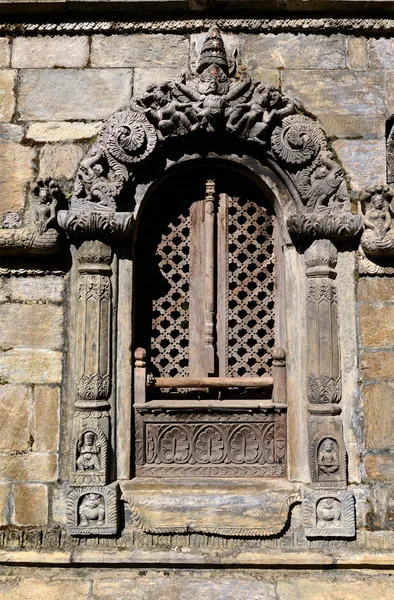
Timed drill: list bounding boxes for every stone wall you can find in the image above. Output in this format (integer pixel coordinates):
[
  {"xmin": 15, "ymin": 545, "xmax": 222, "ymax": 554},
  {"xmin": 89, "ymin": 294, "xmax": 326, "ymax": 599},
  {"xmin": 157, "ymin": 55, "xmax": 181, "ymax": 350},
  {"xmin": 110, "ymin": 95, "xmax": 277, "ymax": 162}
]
[{"xmin": 1, "ymin": 15, "xmax": 394, "ymax": 599}]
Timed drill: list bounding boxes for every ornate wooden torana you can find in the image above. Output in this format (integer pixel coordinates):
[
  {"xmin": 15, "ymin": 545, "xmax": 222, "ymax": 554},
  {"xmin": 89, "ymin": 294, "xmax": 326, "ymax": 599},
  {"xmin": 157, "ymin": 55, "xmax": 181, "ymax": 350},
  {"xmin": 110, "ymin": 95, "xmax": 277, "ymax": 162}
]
[{"xmin": 0, "ymin": 26, "xmax": 363, "ymax": 539}]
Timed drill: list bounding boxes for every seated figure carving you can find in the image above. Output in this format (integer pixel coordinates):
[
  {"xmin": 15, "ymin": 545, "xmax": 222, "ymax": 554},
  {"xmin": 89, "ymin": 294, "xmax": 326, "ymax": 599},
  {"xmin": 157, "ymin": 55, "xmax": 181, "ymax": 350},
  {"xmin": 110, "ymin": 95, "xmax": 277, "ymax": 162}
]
[
  {"xmin": 360, "ymin": 185, "xmax": 394, "ymax": 256},
  {"xmin": 76, "ymin": 431, "xmax": 102, "ymax": 472},
  {"xmin": 78, "ymin": 493, "xmax": 105, "ymax": 526}
]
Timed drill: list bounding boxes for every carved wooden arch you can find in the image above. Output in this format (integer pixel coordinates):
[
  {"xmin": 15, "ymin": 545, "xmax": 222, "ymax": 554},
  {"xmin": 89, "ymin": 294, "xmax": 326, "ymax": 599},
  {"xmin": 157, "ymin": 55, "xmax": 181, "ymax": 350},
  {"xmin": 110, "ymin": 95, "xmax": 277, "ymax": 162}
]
[{"xmin": 61, "ymin": 26, "xmax": 360, "ymax": 539}]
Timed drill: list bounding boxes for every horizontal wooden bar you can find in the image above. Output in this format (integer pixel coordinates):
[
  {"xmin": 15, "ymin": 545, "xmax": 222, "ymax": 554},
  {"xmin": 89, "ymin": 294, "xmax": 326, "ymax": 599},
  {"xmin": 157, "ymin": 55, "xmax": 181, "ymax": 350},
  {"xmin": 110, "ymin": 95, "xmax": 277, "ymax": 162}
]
[
  {"xmin": 148, "ymin": 376, "xmax": 273, "ymax": 389},
  {"xmin": 135, "ymin": 400, "xmax": 286, "ymax": 411}
]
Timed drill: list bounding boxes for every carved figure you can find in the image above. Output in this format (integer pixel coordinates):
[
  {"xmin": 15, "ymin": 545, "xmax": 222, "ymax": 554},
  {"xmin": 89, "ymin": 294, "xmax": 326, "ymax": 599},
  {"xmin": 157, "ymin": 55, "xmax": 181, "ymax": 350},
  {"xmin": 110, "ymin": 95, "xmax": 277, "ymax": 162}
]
[
  {"xmin": 78, "ymin": 493, "xmax": 105, "ymax": 526},
  {"xmin": 317, "ymin": 438, "xmax": 339, "ymax": 476},
  {"xmin": 360, "ymin": 185, "xmax": 394, "ymax": 256},
  {"xmin": 316, "ymin": 497, "xmax": 342, "ymax": 528},
  {"xmin": 144, "ymin": 88, "xmax": 199, "ymax": 139},
  {"xmin": 32, "ymin": 178, "xmax": 59, "ymax": 234},
  {"xmin": 71, "ymin": 146, "xmax": 118, "ymax": 211},
  {"xmin": 76, "ymin": 431, "xmax": 102, "ymax": 472}
]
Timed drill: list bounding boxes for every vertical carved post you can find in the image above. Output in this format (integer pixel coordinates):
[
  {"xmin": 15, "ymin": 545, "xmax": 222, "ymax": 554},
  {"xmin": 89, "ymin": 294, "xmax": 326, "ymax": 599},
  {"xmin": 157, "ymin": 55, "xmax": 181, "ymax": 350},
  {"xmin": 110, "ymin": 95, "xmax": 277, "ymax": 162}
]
[
  {"xmin": 272, "ymin": 347, "xmax": 286, "ymax": 405},
  {"xmin": 204, "ymin": 178, "xmax": 216, "ymax": 374},
  {"xmin": 68, "ymin": 240, "xmax": 117, "ymax": 535},
  {"xmin": 134, "ymin": 348, "xmax": 147, "ymax": 404},
  {"xmin": 304, "ymin": 239, "xmax": 354, "ymax": 538}
]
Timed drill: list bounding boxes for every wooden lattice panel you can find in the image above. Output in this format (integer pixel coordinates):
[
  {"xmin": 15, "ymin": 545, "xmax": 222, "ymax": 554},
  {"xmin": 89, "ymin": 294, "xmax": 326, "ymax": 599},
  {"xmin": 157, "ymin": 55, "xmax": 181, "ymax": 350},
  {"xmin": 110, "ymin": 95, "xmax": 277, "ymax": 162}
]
[
  {"xmin": 227, "ymin": 195, "xmax": 276, "ymax": 377},
  {"xmin": 150, "ymin": 211, "xmax": 190, "ymax": 378}
]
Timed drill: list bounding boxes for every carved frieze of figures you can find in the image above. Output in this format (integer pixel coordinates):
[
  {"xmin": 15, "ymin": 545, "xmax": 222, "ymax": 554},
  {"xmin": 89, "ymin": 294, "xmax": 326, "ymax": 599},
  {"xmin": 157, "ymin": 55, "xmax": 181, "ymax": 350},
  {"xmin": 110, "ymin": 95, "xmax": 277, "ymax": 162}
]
[
  {"xmin": 304, "ymin": 490, "xmax": 355, "ymax": 538},
  {"xmin": 67, "ymin": 485, "xmax": 118, "ymax": 535},
  {"xmin": 70, "ymin": 426, "xmax": 108, "ymax": 486}
]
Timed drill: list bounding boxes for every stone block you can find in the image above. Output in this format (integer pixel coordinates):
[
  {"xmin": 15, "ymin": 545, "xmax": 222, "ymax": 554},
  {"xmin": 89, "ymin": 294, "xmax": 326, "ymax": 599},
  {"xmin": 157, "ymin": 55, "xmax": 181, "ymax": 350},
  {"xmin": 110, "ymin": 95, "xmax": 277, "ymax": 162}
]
[
  {"xmin": 26, "ymin": 120, "xmax": 102, "ymax": 142},
  {"xmin": 133, "ymin": 66, "xmax": 183, "ymax": 95},
  {"xmin": 33, "ymin": 386, "xmax": 60, "ymax": 452},
  {"xmin": 363, "ymin": 383, "xmax": 394, "ymax": 449},
  {"xmin": 347, "ymin": 36, "xmax": 368, "ymax": 70},
  {"xmin": 0, "ymin": 385, "xmax": 30, "ymax": 451},
  {"xmin": 0, "ymin": 142, "xmax": 35, "ymax": 213},
  {"xmin": 385, "ymin": 71, "xmax": 394, "ymax": 115},
  {"xmin": 370, "ymin": 38, "xmax": 394, "ymax": 70},
  {"xmin": 18, "ymin": 69, "xmax": 133, "ymax": 121},
  {"xmin": 277, "ymin": 578, "xmax": 394, "ymax": 599},
  {"xmin": 365, "ymin": 454, "xmax": 394, "ymax": 482},
  {"xmin": 0, "ymin": 578, "xmax": 90, "ymax": 600},
  {"xmin": 0, "ymin": 348, "xmax": 62, "ymax": 384},
  {"xmin": 91, "ymin": 34, "xmax": 189, "ymax": 68},
  {"xmin": 0, "ymin": 123, "xmax": 24, "ymax": 142},
  {"xmin": 0, "ymin": 304, "xmax": 63, "ymax": 349},
  {"xmin": 359, "ymin": 304, "xmax": 394, "ymax": 348},
  {"xmin": 0, "ymin": 70, "xmax": 16, "ymax": 122},
  {"xmin": 92, "ymin": 578, "xmax": 277, "ymax": 600},
  {"xmin": 242, "ymin": 33, "xmax": 346, "ymax": 70},
  {"xmin": 39, "ymin": 143, "xmax": 84, "ymax": 180},
  {"xmin": 7, "ymin": 276, "xmax": 65, "ymax": 304},
  {"xmin": 51, "ymin": 485, "xmax": 68, "ymax": 525},
  {"xmin": 0, "ymin": 453, "xmax": 58, "ymax": 482},
  {"xmin": 319, "ymin": 115, "xmax": 384, "ymax": 139},
  {"xmin": 13, "ymin": 483, "xmax": 48, "ymax": 525},
  {"xmin": 12, "ymin": 36, "xmax": 89, "ymax": 68},
  {"xmin": 361, "ymin": 350, "xmax": 394, "ymax": 380},
  {"xmin": 332, "ymin": 139, "xmax": 386, "ymax": 193},
  {"xmin": 0, "ymin": 483, "xmax": 8, "ymax": 525},
  {"xmin": 358, "ymin": 277, "xmax": 394, "ymax": 302},
  {"xmin": 282, "ymin": 70, "xmax": 385, "ymax": 116},
  {"xmin": 0, "ymin": 38, "xmax": 10, "ymax": 68}
]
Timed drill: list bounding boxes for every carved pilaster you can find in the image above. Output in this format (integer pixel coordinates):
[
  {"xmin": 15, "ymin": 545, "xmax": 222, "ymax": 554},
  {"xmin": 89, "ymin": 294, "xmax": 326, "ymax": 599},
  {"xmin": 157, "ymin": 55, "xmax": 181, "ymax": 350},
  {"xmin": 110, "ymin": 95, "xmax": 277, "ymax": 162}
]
[
  {"xmin": 304, "ymin": 240, "xmax": 353, "ymax": 537},
  {"xmin": 68, "ymin": 240, "xmax": 115, "ymax": 535}
]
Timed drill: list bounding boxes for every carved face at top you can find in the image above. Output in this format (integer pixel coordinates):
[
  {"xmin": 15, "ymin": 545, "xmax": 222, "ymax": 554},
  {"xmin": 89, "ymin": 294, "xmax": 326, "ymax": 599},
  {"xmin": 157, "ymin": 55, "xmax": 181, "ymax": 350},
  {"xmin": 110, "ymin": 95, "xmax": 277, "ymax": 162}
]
[
  {"xmin": 83, "ymin": 493, "xmax": 101, "ymax": 509},
  {"xmin": 371, "ymin": 193, "xmax": 385, "ymax": 211},
  {"xmin": 321, "ymin": 439, "xmax": 334, "ymax": 453},
  {"xmin": 83, "ymin": 432, "xmax": 96, "ymax": 447}
]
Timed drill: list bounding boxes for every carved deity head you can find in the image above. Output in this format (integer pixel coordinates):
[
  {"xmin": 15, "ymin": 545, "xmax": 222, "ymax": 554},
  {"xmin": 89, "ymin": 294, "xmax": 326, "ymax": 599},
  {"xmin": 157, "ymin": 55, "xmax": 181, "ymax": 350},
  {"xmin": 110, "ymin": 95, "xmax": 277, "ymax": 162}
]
[
  {"xmin": 81, "ymin": 493, "xmax": 102, "ymax": 509},
  {"xmin": 361, "ymin": 185, "xmax": 394, "ymax": 214}
]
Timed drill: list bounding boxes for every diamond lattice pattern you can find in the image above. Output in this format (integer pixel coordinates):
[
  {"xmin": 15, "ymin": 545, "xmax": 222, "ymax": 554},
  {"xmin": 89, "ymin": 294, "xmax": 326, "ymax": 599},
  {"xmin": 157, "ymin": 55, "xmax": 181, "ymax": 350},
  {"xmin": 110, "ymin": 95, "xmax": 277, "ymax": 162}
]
[{"xmin": 227, "ymin": 196, "xmax": 276, "ymax": 377}]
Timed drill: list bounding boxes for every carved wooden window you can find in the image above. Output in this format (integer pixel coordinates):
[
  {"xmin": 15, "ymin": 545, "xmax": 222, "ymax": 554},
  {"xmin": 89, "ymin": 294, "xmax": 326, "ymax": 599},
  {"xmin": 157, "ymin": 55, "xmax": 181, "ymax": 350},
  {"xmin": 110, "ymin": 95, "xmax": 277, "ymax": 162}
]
[{"xmin": 134, "ymin": 167, "xmax": 286, "ymax": 478}]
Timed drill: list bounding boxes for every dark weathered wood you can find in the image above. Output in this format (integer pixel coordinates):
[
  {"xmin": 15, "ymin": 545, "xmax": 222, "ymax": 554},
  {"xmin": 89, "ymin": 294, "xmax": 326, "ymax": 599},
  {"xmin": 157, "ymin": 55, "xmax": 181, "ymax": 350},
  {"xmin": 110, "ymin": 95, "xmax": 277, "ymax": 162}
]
[
  {"xmin": 148, "ymin": 376, "xmax": 273, "ymax": 388},
  {"xmin": 134, "ymin": 347, "xmax": 147, "ymax": 404},
  {"xmin": 135, "ymin": 399, "xmax": 286, "ymax": 411}
]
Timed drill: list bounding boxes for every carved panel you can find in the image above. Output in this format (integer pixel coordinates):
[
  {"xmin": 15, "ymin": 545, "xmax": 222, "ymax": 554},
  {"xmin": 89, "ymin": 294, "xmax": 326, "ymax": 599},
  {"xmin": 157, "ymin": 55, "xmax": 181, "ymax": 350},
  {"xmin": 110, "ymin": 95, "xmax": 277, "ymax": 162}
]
[
  {"xmin": 304, "ymin": 489, "xmax": 355, "ymax": 538},
  {"xmin": 135, "ymin": 409, "xmax": 286, "ymax": 477},
  {"xmin": 70, "ymin": 426, "xmax": 108, "ymax": 486},
  {"xmin": 67, "ymin": 485, "xmax": 118, "ymax": 536},
  {"xmin": 309, "ymin": 427, "xmax": 347, "ymax": 488}
]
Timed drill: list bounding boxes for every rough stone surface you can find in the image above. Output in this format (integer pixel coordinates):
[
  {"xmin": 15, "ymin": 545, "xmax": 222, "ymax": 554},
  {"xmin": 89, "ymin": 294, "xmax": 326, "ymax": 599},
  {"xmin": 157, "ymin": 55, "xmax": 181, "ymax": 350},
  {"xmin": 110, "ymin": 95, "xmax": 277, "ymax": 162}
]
[
  {"xmin": 0, "ymin": 71, "xmax": 15, "ymax": 122},
  {"xmin": 242, "ymin": 33, "xmax": 346, "ymax": 70},
  {"xmin": 282, "ymin": 70, "xmax": 385, "ymax": 116},
  {"xmin": 12, "ymin": 36, "xmax": 89, "ymax": 68},
  {"xmin": 0, "ymin": 123, "xmax": 23, "ymax": 142},
  {"xmin": 361, "ymin": 350, "xmax": 394, "ymax": 380},
  {"xmin": 91, "ymin": 34, "xmax": 189, "ymax": 68},
  {"xmin": 13, "ymin": 483, "xmax": 48, "ymax": 525},
  {"xmin": 384, "ymin": 71, "xmax": 394, "ymax": 115},
  {"xmin": 359, "ymin": 278, "xmax": 394, "ymax": 302},
  {"xmin": 347, "ymin": 36, "xmax": 368, "ymax": 69},
  {"xmin": 0, "ymin": 385, "xmax": 30, "ymax": 452},
  {"xmin": 332, "ymin": 139, "xmax": 386, "ymax": 192},
  {"xmin": 363, "ymin": 383, "xmax": 394, "ymax": 449},
  {"xmin": 18, "ymin": 69, "xmax": 133, "ymax": 121},
  {"xmin": 0, "ymin": 484, "xmax": 7, "ymax": 526},
  {"xmin": 33, "ymin": 386, "xmax": 60, "ymax": 452},
  {"xmin": 359, "ymin": 304, "xmax": 394, "ymax": 348},
  {"xmin": 0, "ymin": 304, "xmax": 63, "ymax": 349},
  {"xmin": 370, "ymin": 38, "xmax": 394, "ymax": 70},
  {"xmin": 277, "ymin": 578, "xmax": 394, "ymax": 599},
  {"xmin": 319, "ymin": 115, "xmax": 384, "ymax": 139},
  {"xmin": 0, "ymin": 142, "xmax": 35, "ymax": 213},
  {"xmin": 0, "ymin": 453, "xmax": 57, "ymax": 482},
  {"xmin": 133, "ymin": 66, "xmax": 184, "ymax": 95},
  {"xmin": 0, "ymin": 348, "xmax": 62, "ymax": 384},
  {"xmin": 26, "ymin": 121, "xmax": 102, "ymax": 142},
  {"xmin": 0, "ymin": 577, "xmax": 90, "ymax": 600},
  {"xmin": 365, "ymin": 454, "xmax": 394, "ymax": 482},
  {"xmin": 91, "ymin": 577, "xmax": 278, "ymax": 600},
  {"xmin": 0, "ymin": 39, "xmax": 10, "ymax": 68},
  {"xmin": 39, "ymin": 143, "xmax": 85, "ymax": 180},
  {"xmin": 4, "ymin": 276, "xmax": 65, "ymax": 304}
]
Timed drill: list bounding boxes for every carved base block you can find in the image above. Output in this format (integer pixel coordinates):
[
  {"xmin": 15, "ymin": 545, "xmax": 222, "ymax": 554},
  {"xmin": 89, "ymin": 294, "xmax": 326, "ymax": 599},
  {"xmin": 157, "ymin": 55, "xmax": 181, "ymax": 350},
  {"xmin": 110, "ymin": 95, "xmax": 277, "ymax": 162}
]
[
  {"xmin": 70, "ymin": 413, "xmax": 109, "ymax": 486},
  {"xmin": 303, "ymin": 489, "xmax": 355, "ymax": 539},
  {"xmin": 121, "ymin": 478, "xmax": 301, "ymax": 537},
  {"xmin": 67, "ymin": 485, "xmax": 118, "ymax": 536}
]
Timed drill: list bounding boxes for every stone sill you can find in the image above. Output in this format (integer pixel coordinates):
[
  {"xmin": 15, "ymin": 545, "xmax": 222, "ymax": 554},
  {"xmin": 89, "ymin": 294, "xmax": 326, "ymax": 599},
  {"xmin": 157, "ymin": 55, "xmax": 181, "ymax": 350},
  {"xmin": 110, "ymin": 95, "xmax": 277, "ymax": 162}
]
[
  {"xmin": 1, "ymin": 548, "xmax": 394, "ymax": 567},
  {"xmin": 1, "ymin": 0, "xmax": 394, "ymax": 19}
]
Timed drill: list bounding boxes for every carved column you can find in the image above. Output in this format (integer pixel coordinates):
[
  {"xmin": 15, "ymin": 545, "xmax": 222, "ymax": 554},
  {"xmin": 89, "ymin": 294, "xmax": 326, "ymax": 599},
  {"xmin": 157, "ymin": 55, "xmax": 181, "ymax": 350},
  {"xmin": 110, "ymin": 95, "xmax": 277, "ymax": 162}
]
[
  {"xmin": 67, "ymin": 240, "xmax": 117, "ymax": 535},
  {"xmin": 303, "ymin": 239, "xmax": 355, "ymax": 538}
]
